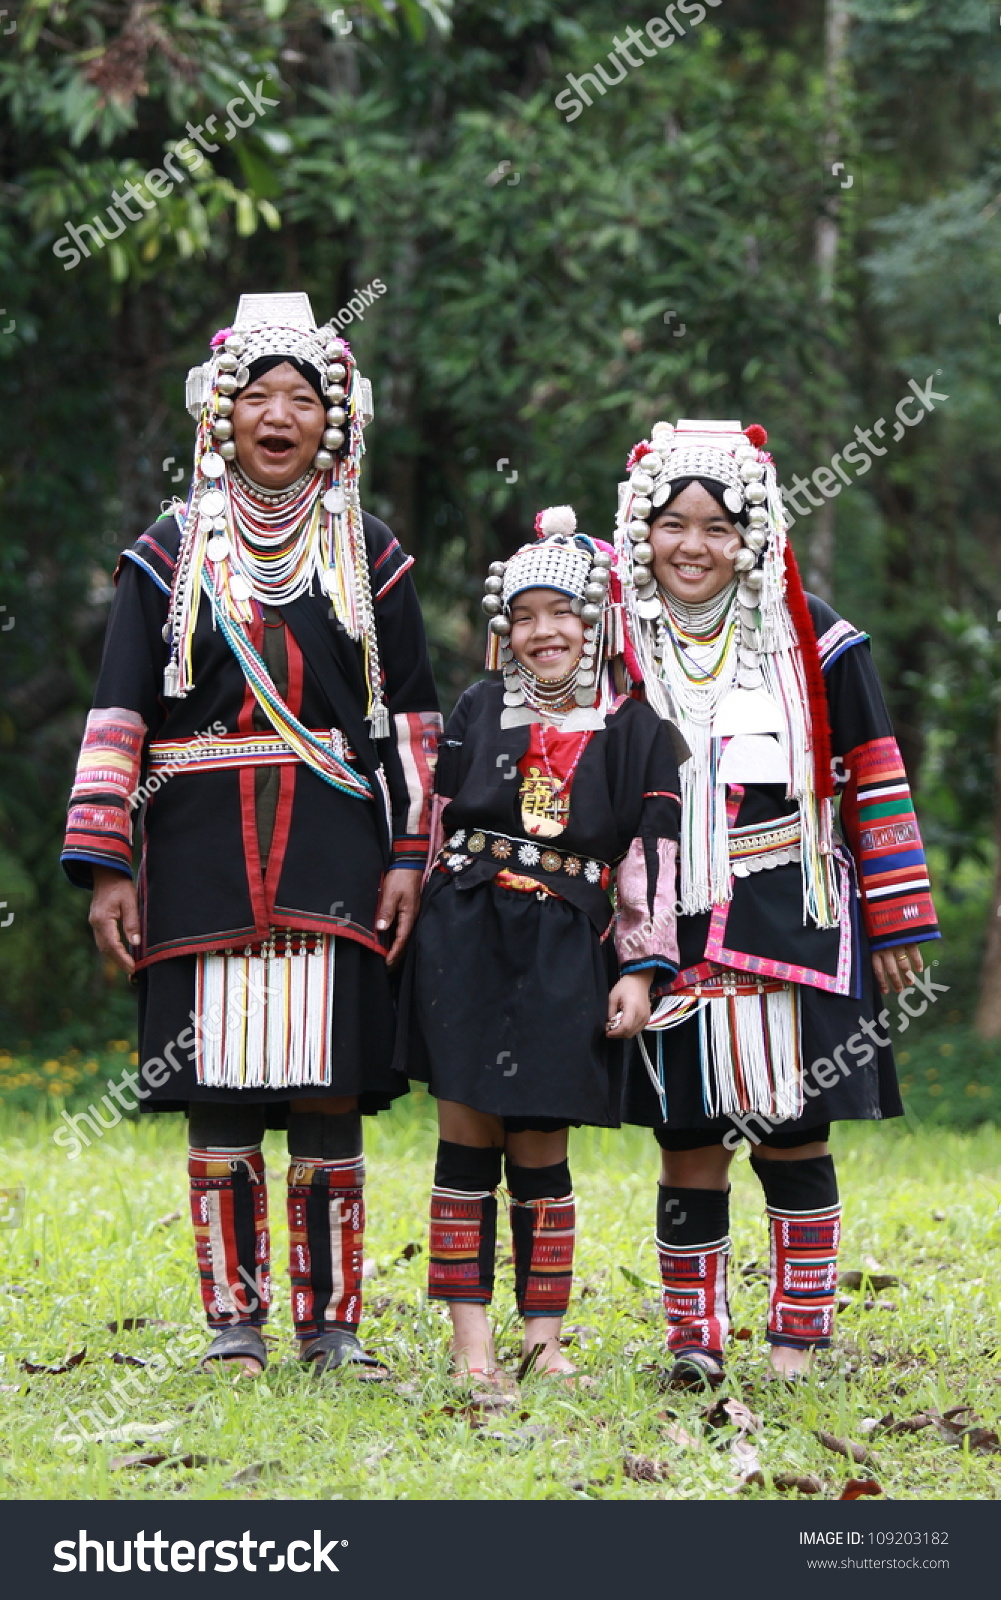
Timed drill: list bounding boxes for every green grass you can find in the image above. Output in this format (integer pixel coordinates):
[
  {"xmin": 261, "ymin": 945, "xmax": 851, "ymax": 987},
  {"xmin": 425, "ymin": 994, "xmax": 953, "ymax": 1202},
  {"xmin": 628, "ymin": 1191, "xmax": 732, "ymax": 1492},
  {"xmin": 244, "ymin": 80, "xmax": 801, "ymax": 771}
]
[{"xmin": 0, "ymin": 1096, "xmax": 998, "ymax": 1502}]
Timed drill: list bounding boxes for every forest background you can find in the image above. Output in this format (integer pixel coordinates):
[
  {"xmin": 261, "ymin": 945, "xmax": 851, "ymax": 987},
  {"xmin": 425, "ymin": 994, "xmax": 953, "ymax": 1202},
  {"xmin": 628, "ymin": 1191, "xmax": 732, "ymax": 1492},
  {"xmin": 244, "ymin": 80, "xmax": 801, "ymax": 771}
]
[{"xmin": 0, "ymin": 0, "xmax": 999, "ymax": 1126}]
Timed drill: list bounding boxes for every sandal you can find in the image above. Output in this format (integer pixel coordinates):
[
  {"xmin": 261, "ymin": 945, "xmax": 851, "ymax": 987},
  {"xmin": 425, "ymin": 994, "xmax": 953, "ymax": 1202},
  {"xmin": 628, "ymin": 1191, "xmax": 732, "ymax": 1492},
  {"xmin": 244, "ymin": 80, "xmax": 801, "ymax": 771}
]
[
  {"xmin": 299, "ymin": 1329, "xmax": 389, "ymax": 1380},
  {"xmin": 198, "ymin": 1325, "xmax": 267, "ymax": 1374},
  {"xmin": 666, "ymin": 1352, "xmax": 725, "ymax": 1391}
]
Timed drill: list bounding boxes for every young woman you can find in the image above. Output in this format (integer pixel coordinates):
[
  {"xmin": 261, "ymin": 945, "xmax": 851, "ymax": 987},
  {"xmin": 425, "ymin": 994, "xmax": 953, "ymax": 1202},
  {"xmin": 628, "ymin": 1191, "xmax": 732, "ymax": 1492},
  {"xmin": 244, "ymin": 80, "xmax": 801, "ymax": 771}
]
[
  {"xmin": 402, "ymin": 507, "xmax": 684, "ymax": 1385},
  {"xmin": 615, "ymin": 419, "xmax": 939, "ymax": 1385}
]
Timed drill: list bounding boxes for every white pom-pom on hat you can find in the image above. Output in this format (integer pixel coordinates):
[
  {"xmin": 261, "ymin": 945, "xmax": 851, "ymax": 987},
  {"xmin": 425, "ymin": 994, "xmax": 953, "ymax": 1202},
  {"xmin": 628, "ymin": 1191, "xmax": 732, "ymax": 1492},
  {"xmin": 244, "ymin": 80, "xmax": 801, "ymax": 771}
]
[{"xmin": 536, "ymin": 504, "xmax": 577, "ymax": 539}]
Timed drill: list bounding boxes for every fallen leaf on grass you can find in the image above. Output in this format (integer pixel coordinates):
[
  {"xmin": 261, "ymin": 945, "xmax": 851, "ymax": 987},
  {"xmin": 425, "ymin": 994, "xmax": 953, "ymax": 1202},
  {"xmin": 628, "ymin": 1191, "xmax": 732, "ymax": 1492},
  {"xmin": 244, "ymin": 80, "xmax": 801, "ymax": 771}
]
[
  {"xmin": 837, "ymin": 1295, "xmax": 898, "ymax": 1312},
  {"xmin": 623, "ymin": 1453, "xmax": 670, "ymax": 1483},
  {"xmin": 619, "ymin": 1266, "xmax": 654, "ymax": 1291},
  {"xmin": 394, "ymin": 1242, "xmax": 421, "ymax": 1262},
  {"xmin": 773, "ymin": 1472, "xmax": 823, "ymax": 1494},
  {"xmin": 884, "ymin": 1412, "xmax": 933, "ymax": 1435},
  {"xmin": 840, "ymin": 1478, "xmax": 884, "ymax": 1500},
  {"xmin": 19, "ymin": 1347, "xmax": 87, "ymax": 1375},
  {"xmin": 225, "ymin": 1460, "xmax": 284, "ymax": 1487},
  {"xmin": 109, "ymin": 1452, "xmax": 214, "ymax": 1472},
  {"xmin": 733, "ymin": 1327, "xmax": 753, "ymax": 1341},
  {"xmin": 815, "ymin": 1430, "xmax": 873, "ymax": 1465},
  {"xmin": 111, "ymin": 1352, "xmax": 146, "ymax": 1368},
  {"xmin": 658, "ymin": 1415, "xmax": 698, "ymax": 1449},
  {"xmin": 839, "ymin": 1270, "xmax": 900, "ymax": 1292},
  {"xmin": 704, "ymin": 1397, "xmax": 762, "ymax": 1433},
  {"xmin": 154, "ymin": 1211, "xmax": 182, "ymax": 1228},
  {"xmin": 963, "ymin": 1428, "xmax": 1000, "ymax": 1455}
]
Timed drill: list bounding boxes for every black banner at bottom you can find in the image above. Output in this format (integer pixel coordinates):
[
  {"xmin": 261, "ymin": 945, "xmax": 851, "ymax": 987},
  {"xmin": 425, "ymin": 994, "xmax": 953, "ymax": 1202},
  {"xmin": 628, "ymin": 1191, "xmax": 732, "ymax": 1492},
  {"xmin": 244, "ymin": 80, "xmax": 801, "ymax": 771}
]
[{"xmin": 0, "ymin": 1498, "xmax": 992, "ymax": 1596}]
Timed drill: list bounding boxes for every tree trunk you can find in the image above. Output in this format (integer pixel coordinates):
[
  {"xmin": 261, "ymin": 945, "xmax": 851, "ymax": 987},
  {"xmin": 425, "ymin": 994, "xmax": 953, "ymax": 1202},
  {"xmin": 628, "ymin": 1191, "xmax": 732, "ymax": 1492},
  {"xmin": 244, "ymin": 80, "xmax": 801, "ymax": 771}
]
[
  {"xmin": 807, "ymin": 0, "xmax": 852, "ymax": 600},
  {"xmin": 974, "ymin": 698, "xmax": 1001, "ymax": 1038}
]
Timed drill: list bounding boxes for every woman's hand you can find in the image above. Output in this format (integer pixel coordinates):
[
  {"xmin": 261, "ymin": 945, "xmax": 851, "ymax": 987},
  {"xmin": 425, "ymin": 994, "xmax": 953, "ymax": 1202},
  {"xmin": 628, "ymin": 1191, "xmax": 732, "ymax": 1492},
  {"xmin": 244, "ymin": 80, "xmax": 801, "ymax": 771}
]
[
  {"xmin": 606, "ymin": 972, "xmax": 654, "ymax": 1039},
  {"xmin": 872, "ymin": 942, "xmax": 924, "ymax": 996},
  {"xmin": 89, "ymin": 865, "xmax": 141, "ymax": 976},
  {"xmin": 375, "ymin": 868, "xmax": 422, "ymax": 966}
]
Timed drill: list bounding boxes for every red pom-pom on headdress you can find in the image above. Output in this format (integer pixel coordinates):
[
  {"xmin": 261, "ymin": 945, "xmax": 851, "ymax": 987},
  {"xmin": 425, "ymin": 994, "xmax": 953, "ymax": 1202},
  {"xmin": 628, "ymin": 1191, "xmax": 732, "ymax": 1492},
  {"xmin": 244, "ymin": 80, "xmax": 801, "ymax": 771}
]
[
  {"xmin": 626, "ymin": 440, "xmax": 653, "ymax": 471},
  {"xmin": 744, "ymin": 424, "xmax": 768, "ymax": 449}
]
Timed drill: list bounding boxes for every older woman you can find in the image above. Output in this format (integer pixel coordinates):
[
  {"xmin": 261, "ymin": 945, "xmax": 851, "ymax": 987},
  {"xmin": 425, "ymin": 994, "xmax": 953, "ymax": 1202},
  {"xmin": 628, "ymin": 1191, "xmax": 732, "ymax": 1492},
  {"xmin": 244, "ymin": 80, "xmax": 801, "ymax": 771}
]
[
  {"xmin": 62, "ymin": 293, "xmax": 441, "ymax": 1377},
  {"xmin": 615, "ymin": 419, "xmax": 939, "ymax": 1385}
]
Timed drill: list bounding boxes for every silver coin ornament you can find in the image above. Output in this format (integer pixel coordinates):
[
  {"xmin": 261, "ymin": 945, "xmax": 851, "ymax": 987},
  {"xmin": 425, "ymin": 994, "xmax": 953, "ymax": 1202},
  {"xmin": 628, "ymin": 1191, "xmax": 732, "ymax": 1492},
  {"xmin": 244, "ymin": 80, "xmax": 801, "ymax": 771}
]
[
  {"xmin": 741, "ymin": 460, "xmax": 765, "ymax": 482},
  {"xmin": 201, "ymin": 452, "xmax": 227, "ymax": 479},
  {"xmin": 744, "ymin": 482, "xmax": 767, "ymax": 505},
  {"xmin": 630, "ymin": 470, "xmax": 654, "ymax": 495},
  {"xmin": 503, "ymin": 690, "xmax": 524, "ymax": 707},
  {"xmin": 321, "ymin": 570, "xmax": 340, "ymax": 595},
  {"xmin": 314, "ymin": 449, "xmax": 335, "ymax": 471},
  {"xmin": 219, "ymin": 441, "xmax": 236, "ymax": 460},
  {"xmin": 212, "ymin": 418, "xmax": 234, "ymax": 441},
  {"xmin": 575, "ymin": 685, "xmax": 596, "ymax": 706},
  {"xmin": 229, "ymin": 574, "xmax": 253, "ymax": 601},
  {"xmin": 652, "ymin": 482, "xmax": 672, "ymax": 507},
  {"xmin": 723, "ymin": 486, "xmax": 744, "ymax": 515},
  {"xmin": 216, "ymin": 373, "xmax": 238, "ymax": 397},
  {"xmin": 217, "ymin": 353, "xmax": 238, "ymax": 374},
  {"xmin": 737, "ymin": 583, "xmax": 760, "ymax": 609},
  {"xmin": 733, "ymin": 548, "xmax": 755, "ymax": 572},
  {"xmin": 637, "ymin": 595, "xmax": 663, "ymax": 620},
  {"xmin": 207, "ymin": 535, "xmax": 230, "ymax": 562},
  {"xmin": 323, "ymin": 487, "xmax": 346, "ymax": 514},
  {"xmin": 235, "ymin": 366, "xmax": 250, "ymax": 387},
  {"xmin": 632, "ymin": 541, "xmax": 654, "ymax": 565}
]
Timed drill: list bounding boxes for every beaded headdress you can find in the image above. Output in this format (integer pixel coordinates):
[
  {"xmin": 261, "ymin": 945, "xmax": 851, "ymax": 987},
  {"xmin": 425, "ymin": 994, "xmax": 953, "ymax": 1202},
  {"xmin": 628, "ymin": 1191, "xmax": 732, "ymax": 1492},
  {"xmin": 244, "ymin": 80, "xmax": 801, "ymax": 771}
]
[
  {"xmin": 615, "ymin": 419, "xmax": 838, "ymax": 928},
  {"xmin": 481, "ymin": 506, "xmax": 621, "ymax": 729},
  {"xmin": 164, "ymin": 292, "xmax": 388, "ymax": 737}
]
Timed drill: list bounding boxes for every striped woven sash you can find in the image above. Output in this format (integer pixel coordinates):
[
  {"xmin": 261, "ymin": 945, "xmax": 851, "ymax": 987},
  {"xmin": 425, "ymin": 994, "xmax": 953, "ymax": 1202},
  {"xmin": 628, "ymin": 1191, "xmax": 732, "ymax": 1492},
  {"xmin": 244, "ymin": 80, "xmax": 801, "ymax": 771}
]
[{"xmin": 149, "ymin": 729, "xmax": 357, "ymax": 777}]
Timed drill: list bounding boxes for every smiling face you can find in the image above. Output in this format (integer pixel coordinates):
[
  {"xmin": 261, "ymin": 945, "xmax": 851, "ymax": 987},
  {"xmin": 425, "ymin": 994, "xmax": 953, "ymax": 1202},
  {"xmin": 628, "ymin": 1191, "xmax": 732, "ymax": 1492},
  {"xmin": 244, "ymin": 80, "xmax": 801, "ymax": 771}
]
[
  {"xmin": 508, "ymin": 588, "xmax": 585, "ymax": 680},
  {"xmin": 649, "ymin": 481, "xmax": 742, "ymax": 603},
  {"xmin": 230, "ymin": 361, "xmax": 327, "ymax": 489}
]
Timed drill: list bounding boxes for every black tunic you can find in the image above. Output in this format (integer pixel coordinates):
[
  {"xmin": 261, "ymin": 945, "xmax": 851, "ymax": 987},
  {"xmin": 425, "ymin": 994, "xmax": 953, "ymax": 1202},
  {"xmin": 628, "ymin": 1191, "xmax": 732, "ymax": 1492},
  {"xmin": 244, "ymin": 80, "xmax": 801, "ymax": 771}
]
[
  {"xmin": 399, "ymin": 680, "xmax": 683, "ymax": 1127},
  {"xmin": 622, "ymin": 597, "xmax": 941, "ymax": 1136},
  {"xmin": 62, "ymin": 509, "xmax": 441, "ymax": 1114}
]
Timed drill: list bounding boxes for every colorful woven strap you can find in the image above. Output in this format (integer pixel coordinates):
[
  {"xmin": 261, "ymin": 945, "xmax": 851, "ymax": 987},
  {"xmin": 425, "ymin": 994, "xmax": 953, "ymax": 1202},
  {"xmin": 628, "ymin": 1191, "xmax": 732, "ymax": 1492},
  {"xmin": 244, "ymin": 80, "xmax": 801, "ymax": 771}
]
[
  {"xmin": 149, "ymin": 729, "xmax": 357, "ymax": 776},
  {"xmin": 210, "ymin": 591, "xmax": 373, "ymax": 803}
]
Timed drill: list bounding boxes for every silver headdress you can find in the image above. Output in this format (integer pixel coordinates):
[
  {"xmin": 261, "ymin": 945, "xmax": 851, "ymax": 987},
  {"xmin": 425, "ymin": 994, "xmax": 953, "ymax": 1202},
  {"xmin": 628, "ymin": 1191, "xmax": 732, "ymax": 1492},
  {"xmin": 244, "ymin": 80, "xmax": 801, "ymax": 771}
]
[
  {"xmin": 165, "ymin": 292, "xmax": 388, "ymax": 737},
  {"xmin": 481, "ymin": 506, "xmax": 617, "ymax": 729},
  {"xmin": 616, "ymin": 419, "xmax": 839, "ymax": 929}
]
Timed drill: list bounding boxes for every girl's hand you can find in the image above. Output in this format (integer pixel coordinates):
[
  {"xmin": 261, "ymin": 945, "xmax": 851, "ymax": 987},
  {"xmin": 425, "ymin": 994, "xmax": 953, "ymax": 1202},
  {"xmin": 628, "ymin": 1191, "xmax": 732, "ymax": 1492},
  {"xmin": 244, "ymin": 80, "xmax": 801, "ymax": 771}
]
[
  {"xmin": 606, "ymin": 972, "xmax": 654, "ymax": 1039},
  {"xmin": 872, "ymin": 942, "xmax": 924, "ymax": 996}
]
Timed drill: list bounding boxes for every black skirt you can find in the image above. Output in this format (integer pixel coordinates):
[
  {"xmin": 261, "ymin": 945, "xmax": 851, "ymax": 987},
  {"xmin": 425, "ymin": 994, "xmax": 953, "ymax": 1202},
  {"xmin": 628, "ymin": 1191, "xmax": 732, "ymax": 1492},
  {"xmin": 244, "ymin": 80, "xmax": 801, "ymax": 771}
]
[
  {"xmin": 136, "ymin": 935, "xmax": 406, "ymax": 1120},
  {"xmin": 401, "ymin": 872, "xmax": 623, "ymax": 1128},
  {"xmin": 621, "ymin": 943, "xmax": 904, "ymax": 1136}
]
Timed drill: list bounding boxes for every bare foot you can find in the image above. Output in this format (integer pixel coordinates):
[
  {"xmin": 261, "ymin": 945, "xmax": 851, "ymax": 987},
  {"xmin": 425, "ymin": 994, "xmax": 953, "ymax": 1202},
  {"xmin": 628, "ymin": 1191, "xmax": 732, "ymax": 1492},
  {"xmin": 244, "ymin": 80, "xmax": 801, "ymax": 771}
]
[
  {"xmin": 767, "ymin": 1344, "xmax": 814, "ymax": 1380},
  {"xmin": 448, "ymin": 1301, "xmax": 497, "ymax": 1380},
  {"xmin": 520, "ymin": 1319, "xmax": 593, "ymax": 1385}
]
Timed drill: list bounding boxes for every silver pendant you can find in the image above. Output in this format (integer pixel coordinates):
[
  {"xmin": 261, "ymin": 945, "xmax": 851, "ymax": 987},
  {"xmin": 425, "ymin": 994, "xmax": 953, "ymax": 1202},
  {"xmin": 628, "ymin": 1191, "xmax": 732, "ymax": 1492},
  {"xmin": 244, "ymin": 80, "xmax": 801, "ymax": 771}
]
[
  {"xmin": 235, "ymin": 365, "xmax": 250, "ymax": 387},
  {"xmin": 503, "ymin": 690, "xmax": 525, "ymax": 707},
  {"xmin": 575, "ymin": 686, "xmax": 596, "ymax": 706},
  {"xmin": 323, "ymin": 487, "xmax": 346, "ymax": 514},
  {"xmin": 201, "ymin": 452, "xmax": 227, "ymax": 480},
  {"xmin": 207, "ymin": 535, "xmax": 230, "ymax": 562},
  {"xmin": 577, "ymin": 669, "xmax": 595, "ymax": 687},
  {"xmin": 724, "ymin": 486, "xmax": 743, "ymax": 514},
  {"xmin": 637, "ymin": 596, "xmax": 663, "ymax": 620},
  {"xmin": 200, "ymin": 488, "xmax": 226, "ymax": 518},
  {"xmin": 229, "ymin": 574, "xmax": 253, "ymax": 601}
]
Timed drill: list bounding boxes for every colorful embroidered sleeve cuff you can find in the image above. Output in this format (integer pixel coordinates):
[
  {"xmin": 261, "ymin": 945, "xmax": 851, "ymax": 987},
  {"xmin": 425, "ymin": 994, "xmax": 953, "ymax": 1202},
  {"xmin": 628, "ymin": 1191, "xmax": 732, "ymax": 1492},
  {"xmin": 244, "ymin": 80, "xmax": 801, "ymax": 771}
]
[
  {"xmin": 391, "ymin": 835, "xmax": 431, "ymax": 870},
  {"xmin": 615, "ymin": 836, "xmax": 680, "ymax": 970},
  {"xmin": 839, "ymin": 735, "xmax": 939, "ymax": 946},
  {"xmin": 392, "ymin": 710, "xmax": 442, "ymax": 837},
  {"xmin": 62, "ymin": 707, "xmax": 147, "ymax": 885}
]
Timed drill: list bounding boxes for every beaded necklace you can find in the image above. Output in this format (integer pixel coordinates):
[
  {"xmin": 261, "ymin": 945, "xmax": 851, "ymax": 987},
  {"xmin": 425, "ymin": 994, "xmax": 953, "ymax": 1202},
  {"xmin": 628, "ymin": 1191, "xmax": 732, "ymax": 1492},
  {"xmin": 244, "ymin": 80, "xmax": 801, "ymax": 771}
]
[
  {"xmin": 537, "ymin": 722, "xmax": 592, "ymax": 797},
  {"xmin": 516, "ymin": 660, "xmax": 581, "ymax": 718},
  {"xmin": 655, "ymin": 582, "xmax": 740, "ymax": 726},
  {"xmin": 221, "ymin": 468, "xmax": 326, "ymax": 608}
]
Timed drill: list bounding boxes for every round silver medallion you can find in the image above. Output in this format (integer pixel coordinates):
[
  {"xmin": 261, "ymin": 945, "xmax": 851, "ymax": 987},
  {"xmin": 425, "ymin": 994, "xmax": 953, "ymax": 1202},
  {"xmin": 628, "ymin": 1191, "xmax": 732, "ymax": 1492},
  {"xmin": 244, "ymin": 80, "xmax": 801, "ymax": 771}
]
[
  {"xmin": 229, "ymin": 574, "xmax": 253, "ymax": 601},
  {"xmin": 201, "ymin": 452, "xmax": 227, "ymax": 480},
  {"xmin": 207, "ymin": 536, "xmax": 230, "ymax": 562},
  {"xmin": 575, "ymin": 686, "xmax": 595, "ymax": 706},
  {"xmin": 637, "ymin": 595, "xmax": 664, "ymax": 620},
  {"xmin": 503, "ymin": 691, "xmax": 524, "ymax": 707},
  {"xmin": 200, "ymin": 489, "xmax": 226, "ymax": 518},
  {"xmin": 321, "ymin": 570, "xmax": 340, "ymax": 595},
  {"xmin": 323, "ymin": 487, "xmax": 346, "ymax": 514},
  {"xmin": 723, "ymin": 486, "xmax": 743, "ymax": 515}
]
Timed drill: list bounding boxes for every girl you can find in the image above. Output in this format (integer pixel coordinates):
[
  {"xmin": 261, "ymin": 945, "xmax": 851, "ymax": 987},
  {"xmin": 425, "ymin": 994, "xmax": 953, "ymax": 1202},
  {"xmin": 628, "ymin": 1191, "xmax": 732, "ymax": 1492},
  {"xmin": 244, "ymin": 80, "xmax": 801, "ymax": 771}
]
[
  {"xmin": 403, "ymin": 507, "xmax": 684, "ymax": 1385},
  {"xmin": 615, "ymin": 419, "xmax": 939, "ymax": 1385}
]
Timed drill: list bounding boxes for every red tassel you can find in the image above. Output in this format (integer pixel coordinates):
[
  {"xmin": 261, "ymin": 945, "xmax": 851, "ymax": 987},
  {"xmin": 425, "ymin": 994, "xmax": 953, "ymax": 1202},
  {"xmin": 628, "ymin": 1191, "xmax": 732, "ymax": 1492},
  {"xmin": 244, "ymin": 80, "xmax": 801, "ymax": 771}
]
[
  {"xmin": 744, "ymin": 424, "xmax": 768, "ymax": 449},
  {"xmin": 782, "ymin": 543, "xmax": 834, "ymax": 800}
]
